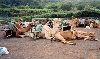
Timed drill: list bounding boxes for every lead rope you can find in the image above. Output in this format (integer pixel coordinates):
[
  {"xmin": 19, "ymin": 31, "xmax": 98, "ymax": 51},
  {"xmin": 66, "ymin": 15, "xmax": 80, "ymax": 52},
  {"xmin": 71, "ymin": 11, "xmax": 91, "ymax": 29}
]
[{"xmin": 13, "ymin": 25, "xmax": 21, "ymax": 32}]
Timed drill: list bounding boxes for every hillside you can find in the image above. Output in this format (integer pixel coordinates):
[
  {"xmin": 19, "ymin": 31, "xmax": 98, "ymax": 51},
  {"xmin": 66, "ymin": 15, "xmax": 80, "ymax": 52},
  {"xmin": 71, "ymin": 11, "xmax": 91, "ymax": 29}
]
[
  {"xmin": 0, "ymin": 0, "xmax": 100, "ymax": 6},
  {"xmin": 0, "ymin": 0, "xmax": 100, "ymax": 19}
]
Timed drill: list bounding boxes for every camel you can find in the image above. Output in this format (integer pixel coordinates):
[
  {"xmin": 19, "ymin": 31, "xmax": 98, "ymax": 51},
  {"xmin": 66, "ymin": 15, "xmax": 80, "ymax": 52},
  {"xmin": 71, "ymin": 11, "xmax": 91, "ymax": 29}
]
[
  {"xmin": 67, "ymin": 18, "xmax": 79, "ymax": 29},
  {"xmin": 40, "ymin": 18, "xmax": 97, "ymax": 45},
  {"xmin": 60, "ymin": 30, "xmax": 77, "ymax": 40},
  {"xmin": 54, "ymin": 29, "xmax": 97, "ymax": 44},
  {"xmin": 97, "ymin": 23, "xmax": 100, "ymax": 28},
  {"xmin": 84, "ymin": 19, "xmax": 91, "ymax": 26},
  {"xmin": 76, "ymin": 30, "xmax": 96, "ymax": 41},
  {"xmin": 90, "ymin": 20, "xmax": 97, "ymax": 28},
  {"xmin": 90, "ymin": 20, "xmax": 100, "ymax": 28},
  {"xmin": 13, "ymin": 22, "xmax": 34, "ymax": 37},
  {"xmin": 41, "ymin": 23, "xmax": 55, "ymax": 39},
  {"xmin": 23, "ymin": 22, "xmax": 31, "ymax": 27},
  {"xmin": 55, "ymin": 30, "xmax": 77, "ymax": 44},
  {"xmin": 60, "ymin": 29, "xmax": 97, "ymax": 41},
  {"xmin": 41, "ymin": 21, "xmax": 97, "ymax": 44},
  {"xmin": 41, "ymin": 21, "xmax": 76, "ymax": 45},
  {"xmin": 52, "ymin": 18, "xmax": 61, "ymax": 32}
]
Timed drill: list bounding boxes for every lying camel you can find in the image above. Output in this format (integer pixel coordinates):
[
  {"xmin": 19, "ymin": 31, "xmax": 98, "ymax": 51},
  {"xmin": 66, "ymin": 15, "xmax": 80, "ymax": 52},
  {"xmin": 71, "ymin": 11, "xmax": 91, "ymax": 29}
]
[
  {"xmin": 41, "ymin": 19, "xmax": 61, "ymax": 40},
  {"xmin": 41, "ymin": 23, "xmax": 55, "ymax": 39},
  {"xmin": 90, "ymin": 21, "xmax": 100, "ymax": 28},
  {"xmin": 41, "ymin": 19, "xmax": 97, "ymax": 45},
  {"xmin": 58, "ymin": 29, "xmax": 97, "ymax": 44},
  {"xmin": 52, "ymin": 18, "xmax": 61, "ymax": 32},
  {"xmin": 54, "ymin": 30, "xmax": 77, "ymax": 44},
  {"xmin": 60, "ymin": 30, "xmax": 77, "ymax": 40},
  {"xmin": 76, "ymin": 30, "xmax": 97, "ymax": 41},
  {"xmin": 13, "ymin": 22, "xmax": 34, "ymax": 37},
  {"xmin": 41, "ymin": 23, "xmax": 76, "ymax": 44},
  {"xmin": 40, "ymin": 19, "xmax": 77, "ymax": 44},
  {"xmin": 42, "ymin": 23, "xmax": 97, "ymax": 44}
]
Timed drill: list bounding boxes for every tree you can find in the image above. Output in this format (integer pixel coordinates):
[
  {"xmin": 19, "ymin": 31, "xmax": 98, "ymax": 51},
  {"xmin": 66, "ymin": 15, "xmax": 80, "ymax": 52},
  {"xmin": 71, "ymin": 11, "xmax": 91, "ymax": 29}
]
[
  {"xmin": 77, "ymin": 4, "xmax": 85, "ymax": 10},
  {"xmin": 60, "ymin": 2, "xmax": 72, "ymax": 11},
  {"xmin": 45, "ymin": 2, "xmax": 60, "ymax": 12}
]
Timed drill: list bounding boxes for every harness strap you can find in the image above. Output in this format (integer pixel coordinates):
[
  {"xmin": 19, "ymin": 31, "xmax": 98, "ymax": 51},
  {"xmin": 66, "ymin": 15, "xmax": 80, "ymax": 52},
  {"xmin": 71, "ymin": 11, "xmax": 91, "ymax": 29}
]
[{"xmin": 13, "ymin": 25, "xmax": 21, "ymax": 32}]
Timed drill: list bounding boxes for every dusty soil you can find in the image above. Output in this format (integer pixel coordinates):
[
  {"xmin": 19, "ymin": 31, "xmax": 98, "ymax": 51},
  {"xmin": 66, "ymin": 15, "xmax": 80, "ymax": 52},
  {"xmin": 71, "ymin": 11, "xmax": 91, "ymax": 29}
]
[{"xmin": 0, "ymin": 26, "xmax": 100, "ymax": 59}]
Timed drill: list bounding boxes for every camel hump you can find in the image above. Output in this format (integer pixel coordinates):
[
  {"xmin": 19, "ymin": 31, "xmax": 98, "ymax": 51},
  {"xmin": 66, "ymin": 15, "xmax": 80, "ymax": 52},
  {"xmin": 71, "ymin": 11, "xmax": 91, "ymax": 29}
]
[{"xmin": 60, "ymin": 30, "xmax": 74, "ymax": 39}]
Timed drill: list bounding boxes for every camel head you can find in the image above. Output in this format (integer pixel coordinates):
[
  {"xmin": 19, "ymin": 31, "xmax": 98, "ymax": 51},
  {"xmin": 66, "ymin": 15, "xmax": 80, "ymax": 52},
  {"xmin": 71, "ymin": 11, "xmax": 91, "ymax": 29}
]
[{"xmin": 53, "ymin": 18, "xmax": 61, "ymax": 30}]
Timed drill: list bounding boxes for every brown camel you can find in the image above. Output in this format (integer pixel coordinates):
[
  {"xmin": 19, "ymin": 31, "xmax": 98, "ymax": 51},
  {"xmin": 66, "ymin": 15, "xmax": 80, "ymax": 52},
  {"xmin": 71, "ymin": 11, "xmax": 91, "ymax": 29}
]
[{"xmin": 13, "ymin": 22, "xmax": 34, "ymax": 37}]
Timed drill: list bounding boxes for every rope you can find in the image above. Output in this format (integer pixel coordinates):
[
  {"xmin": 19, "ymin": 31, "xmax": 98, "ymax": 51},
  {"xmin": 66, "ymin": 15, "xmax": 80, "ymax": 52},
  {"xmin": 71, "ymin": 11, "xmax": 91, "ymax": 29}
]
[{"xmin": 13, "ymin": 25, "xmax": 21, "ymax": 32}]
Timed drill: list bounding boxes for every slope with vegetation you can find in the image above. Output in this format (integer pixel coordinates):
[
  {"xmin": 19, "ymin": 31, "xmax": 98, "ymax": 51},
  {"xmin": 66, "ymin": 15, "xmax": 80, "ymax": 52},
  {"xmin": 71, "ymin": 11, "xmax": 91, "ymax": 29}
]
[{"xmin": 0, "ymin": 0, "xmax": 100, "ymax": 20}]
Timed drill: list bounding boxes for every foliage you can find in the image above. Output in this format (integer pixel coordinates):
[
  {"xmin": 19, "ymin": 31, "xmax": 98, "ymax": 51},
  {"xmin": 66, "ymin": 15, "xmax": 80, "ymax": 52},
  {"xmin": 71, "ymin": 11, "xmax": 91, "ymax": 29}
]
[
  {"xmin": 0, "ymin": 0, "xmax": 100, "ymax": 20},
  {"xmin": 60, "ymin": 2, "xmax": 72, "ymax": 11},
  {"xmin": 34, "ymin": 10, "xmax": 100, "ymax": 18}
]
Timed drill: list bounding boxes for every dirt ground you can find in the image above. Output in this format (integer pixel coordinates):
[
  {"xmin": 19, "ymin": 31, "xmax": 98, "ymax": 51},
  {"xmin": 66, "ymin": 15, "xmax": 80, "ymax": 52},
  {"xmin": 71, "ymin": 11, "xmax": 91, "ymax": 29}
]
[{"xmin": 0, "ymin": 26, "xmax": 100, "ymax": 59}]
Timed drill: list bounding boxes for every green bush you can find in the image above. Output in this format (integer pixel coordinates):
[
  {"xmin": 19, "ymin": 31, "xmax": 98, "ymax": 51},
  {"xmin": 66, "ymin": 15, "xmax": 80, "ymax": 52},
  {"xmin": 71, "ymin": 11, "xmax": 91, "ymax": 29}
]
[
  {"xmin": 34, "ymin": 12, "xmax": 73, "ymax": 18},
  {"xmin": 74, "ymin": 10, "xmax": 100, "ymax": 17},
  {"xmin": 0, "ymin": 8, "xmax": 100, "ymax": 19},
  {"xmin": 9, "ymin": 9, "xmax": 53, "ymax": 17},
  {"xmin": 22, "ymin": 16, "xmax": 32, "ymax": 21},
  {"xmin": 34, "ymin": 10, "xmax": 100, "ymax": 18}
]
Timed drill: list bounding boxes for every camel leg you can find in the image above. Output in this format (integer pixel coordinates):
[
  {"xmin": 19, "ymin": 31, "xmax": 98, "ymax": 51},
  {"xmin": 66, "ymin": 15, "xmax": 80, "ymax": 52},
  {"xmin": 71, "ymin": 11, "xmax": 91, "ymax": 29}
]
[
  {"xmin": 84, "ymin": 36, "xmax": 94, "ymax": 41},
  {"xmin": 66, "ymin": 41, "xmax": 76, "ymax": 45},
  {"xmin": 84, "ymin": 36, "xmax": 89, "ymax": 41},
  {"xmin": 15, "ymin": 32, "xmax": 25, "ymax": 38},
  {"xmin": 54, "ymin": 32, "xmax": 67, "ymax": 44},
  {"xmin": 45, "ymin": 33, "xmax": 52, "ymax": 39},
  {"xmin": 15, "ymin": 33, "xmax": 21, "ymax": 38}
]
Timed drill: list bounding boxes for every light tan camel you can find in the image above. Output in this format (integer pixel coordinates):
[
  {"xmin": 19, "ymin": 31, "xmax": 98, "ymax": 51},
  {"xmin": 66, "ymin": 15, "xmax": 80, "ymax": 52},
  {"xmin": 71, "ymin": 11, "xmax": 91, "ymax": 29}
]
[
  {"xmin": 67, "ymin": 18, "xmax": 79, "ymax": 29},
  {"xmin": 76, "ymin": 30, "xmax": 96, "ymax": 41},
  {"xmin": 52, "ymin": 18, "xmax": 61, "ymax": 31},
  {"xmin": 41, "ymin": 21, "xmax": 76, "ymax": 45},
  {"xmin": 42, "ymin": 22, "xmax": 97, "ymax": 45}
]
